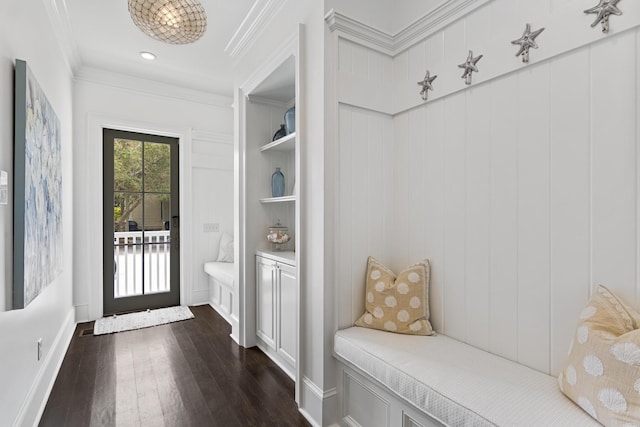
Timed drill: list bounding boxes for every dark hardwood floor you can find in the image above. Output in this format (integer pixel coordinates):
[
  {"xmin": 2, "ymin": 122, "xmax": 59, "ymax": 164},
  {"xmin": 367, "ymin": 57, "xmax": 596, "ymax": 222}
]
[{"xmin": 40, "ymin": 305, "xmax": 310, "ymax": 427}]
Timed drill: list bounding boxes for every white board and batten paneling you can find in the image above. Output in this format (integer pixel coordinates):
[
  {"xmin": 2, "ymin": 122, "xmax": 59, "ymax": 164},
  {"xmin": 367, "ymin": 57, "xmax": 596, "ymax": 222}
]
[
  {"xmin": 329, "ymin": 0, "xmax": 640, "ymax": 376},
  {"xmin": 189, "ymin": 130, "xmax": 234, "ymax": 315}
]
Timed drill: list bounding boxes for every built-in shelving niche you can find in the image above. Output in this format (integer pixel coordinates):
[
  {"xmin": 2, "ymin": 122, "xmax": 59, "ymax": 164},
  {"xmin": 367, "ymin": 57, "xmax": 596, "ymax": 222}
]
[{"xmin": 238, "ymin": 28, "xmax": 302, "ymax": 403}]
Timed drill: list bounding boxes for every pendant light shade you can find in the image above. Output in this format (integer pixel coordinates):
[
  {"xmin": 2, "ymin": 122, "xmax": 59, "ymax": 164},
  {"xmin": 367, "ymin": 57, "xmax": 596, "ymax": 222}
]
[{"xmin": 128, "ymin": 0, "xmax": 207, "ymax": 45}]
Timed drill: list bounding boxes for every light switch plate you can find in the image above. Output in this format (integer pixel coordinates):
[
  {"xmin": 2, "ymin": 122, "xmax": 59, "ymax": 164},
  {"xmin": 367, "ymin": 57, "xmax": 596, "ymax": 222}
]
[{"xmin": 203, "ymin": 223, "xmax": 220, "ymax": 232}]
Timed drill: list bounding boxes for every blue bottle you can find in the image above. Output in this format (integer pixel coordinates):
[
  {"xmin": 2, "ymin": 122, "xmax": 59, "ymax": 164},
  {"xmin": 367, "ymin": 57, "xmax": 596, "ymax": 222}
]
[
  {"xmin": 284, "ymin": 106, "xmax": 295, "ymax": 134},
  {"xmin": 271, "ymin": 167, "xmax": 285, "ymax": 197}
]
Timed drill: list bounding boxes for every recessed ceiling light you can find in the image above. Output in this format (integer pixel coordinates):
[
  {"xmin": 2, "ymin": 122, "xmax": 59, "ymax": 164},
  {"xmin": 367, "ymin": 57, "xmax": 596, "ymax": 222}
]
[{"xmin": 140, "ymin": 51, "xmax": 156, "ymax": 60}]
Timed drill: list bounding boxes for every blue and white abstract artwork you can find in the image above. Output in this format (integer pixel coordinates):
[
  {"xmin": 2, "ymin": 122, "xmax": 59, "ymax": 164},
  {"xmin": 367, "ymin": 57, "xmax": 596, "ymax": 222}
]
[{"xmin": 14, "ymin": 60, "xmax": 63, "ymax": 309}]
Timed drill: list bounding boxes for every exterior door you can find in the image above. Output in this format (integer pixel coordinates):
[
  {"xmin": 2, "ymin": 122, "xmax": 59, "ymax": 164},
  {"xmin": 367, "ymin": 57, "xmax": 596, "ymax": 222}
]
[{"xmin": 103, "ymin": 128, "xmax": 180, "ymax": 314}]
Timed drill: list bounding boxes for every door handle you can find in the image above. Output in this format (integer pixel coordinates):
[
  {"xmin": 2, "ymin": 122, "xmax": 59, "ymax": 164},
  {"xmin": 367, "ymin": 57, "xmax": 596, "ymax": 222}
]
[{"xmin": 172, "ymin": 216, "xmax": 180, "ymax": 251}]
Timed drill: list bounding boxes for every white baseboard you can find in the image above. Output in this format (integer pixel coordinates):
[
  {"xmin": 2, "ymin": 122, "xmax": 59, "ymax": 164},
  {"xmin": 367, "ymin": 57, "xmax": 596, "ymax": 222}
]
[
  {"xmin": 13, "ymin": 308, "xmax": 76, "ymax": 427},
  {"xmin": 75, "ymin": 304, "xmax": 89, "ymax": 323},
  {"xmin": 208, "ymin": 300, "xmax": 232, "ymax": 325},
  {"xmin": 300, "ymin": 376, "xmax": 338, "ymax": 427},
  {"xmin": 229, "ymin": 314, "xmax": 240, "ymax": 344},
  {"xmin": 191, "ymin": 289, "xmax": 210, "ymax": 306}
]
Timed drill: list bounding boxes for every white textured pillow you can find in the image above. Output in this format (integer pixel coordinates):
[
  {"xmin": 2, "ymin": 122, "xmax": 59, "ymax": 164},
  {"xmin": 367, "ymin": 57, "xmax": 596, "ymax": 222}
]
[
  {"xmin": 216, "ymin": 232, "xmax": 234, "ymax": 263},
  {"xmin": 559, "ymin": 285, "xmax": 640, "ymax": 425}
]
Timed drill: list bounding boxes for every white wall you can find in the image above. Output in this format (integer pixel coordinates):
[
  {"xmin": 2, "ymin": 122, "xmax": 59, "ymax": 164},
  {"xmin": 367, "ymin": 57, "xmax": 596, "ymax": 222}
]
[
  {"xmin": 73, "ymin": 70, "xmax": 233, "ymax": 321},
  {"xmin": 331, "ymin": 0, "xmax": 640, "ymax": 378},
  {"xmin": 0, "ymin": 0, "xmax": 76, "ymax": 425}
]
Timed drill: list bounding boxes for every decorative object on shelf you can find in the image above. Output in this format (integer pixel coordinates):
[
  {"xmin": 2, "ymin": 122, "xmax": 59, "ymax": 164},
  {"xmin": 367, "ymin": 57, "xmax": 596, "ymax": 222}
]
[
  {"xmin": 267, "ymin": 220, "xmax": 290, "ymax": 251},
  {"xmin": 584, "ymin": 0, "xmax": 622, "ymax": 33},
  {"xmin": 272, "ymin": 124, "xmax": 287, "ymax": 141},
  {"xmin": 511, "ymin": 24, "xmax": 544, "ymax": 63},
  {"xmin": 458, "ymin": 50, "xmax": 483, "ymax": 85},
  {"xmin": 271, "ymin": 167, "xmax": 285, "ymax": 197},
  {"xmin": 284, "ymin": 106, "xmax": 296, "ymax": 134},
  {"xmin": 417, "ymin": 70, "xmax": 437, "ymax": 101},
  {"xmin": 128, "ymin": 0, "xmax": 207, "ymax": 44}
]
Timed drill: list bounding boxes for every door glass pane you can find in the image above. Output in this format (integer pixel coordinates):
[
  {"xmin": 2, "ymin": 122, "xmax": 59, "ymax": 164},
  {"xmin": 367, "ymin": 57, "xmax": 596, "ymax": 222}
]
[
  {"xmin": 142, "ymin": 193, "xmax": 171, "ymax": 295},
  {"xmin": 113, "ymin": 231, "xmax": 143, "ymax": 299},
  {"xmin": 114, "ymin": 191, "xmax": 143, "ymax": 232},
  {"xmin": 144, "ymin": 242, "xmax": 171, "ymax": 295},
  {"xmin": 143, "ymin": 193, "xmax": 170, "ymax": 232},
  {"xmin": 113, "ymin": 139, "xmax": 142, "ymax": 193},
  {"xmin": 144, "ymin": 142, "xmax": 171, "ymax": 193}
]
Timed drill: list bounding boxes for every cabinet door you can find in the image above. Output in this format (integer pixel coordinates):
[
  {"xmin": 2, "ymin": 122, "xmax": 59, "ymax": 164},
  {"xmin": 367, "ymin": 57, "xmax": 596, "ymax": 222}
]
[
  {"xmin": 256, "ymin": 256, "xmax": 276, "ymax": 349},
  {"xmin": 277, "ymin": 262, "xmax": 297, "ymax": 367}
]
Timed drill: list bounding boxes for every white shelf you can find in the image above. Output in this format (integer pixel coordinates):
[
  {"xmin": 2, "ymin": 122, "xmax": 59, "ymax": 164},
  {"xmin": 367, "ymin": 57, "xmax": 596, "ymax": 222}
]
[
  {"xmin": 259, "ymin": 132, "xmax": 296, "ymax": 152},
  {"xmin": 259, "ymin": 195, "xmax": 296, "ymax": 204}
]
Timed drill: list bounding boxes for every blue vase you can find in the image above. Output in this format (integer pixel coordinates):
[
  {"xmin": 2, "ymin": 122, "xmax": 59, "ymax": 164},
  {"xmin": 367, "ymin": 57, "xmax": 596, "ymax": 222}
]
[
  {"xmin": 272, "ymin": 124, "xmax": 286, "ymax": 141},
  {"xmin": 284, "ymin": 106, "xmax": 295, "ymax": 134},
  {"xmin": 271, "ymin": 167, "xmax": 285, "ymax": 197}
]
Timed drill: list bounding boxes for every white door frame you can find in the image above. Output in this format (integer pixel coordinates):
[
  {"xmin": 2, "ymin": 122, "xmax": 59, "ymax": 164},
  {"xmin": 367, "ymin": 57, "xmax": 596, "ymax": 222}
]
[{"xmin": 84, "ymin": 113, "xmax": 193, "ymax": 321}]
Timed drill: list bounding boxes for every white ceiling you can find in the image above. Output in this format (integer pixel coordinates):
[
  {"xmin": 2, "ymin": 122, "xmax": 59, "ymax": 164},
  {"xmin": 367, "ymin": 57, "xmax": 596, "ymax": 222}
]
[{"xmin": 61, "ymin": 0, "xmax": 256, "ymax": 96}]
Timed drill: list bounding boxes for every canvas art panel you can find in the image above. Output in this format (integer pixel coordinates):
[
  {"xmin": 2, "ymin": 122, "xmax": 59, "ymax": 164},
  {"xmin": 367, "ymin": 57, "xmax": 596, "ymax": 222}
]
[{"xmin": 13, "ymin": 59, "xmax": 63, "ymax": 309}]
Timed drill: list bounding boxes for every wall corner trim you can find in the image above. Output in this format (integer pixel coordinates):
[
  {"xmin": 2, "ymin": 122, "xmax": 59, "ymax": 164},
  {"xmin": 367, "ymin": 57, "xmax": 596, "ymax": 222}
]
[
  {"xmin": 43, "ymin": 0, "xmax": 82, "ymax": 76},
  {"xmin": 299, "ymin": 376, "xmax": 338, "ymax": 427},
  {"xmin": 325, "ymin": 0, "xmax": 493, "ymax": 56},
  {"xmin": 225, "ymin": 0, "xmax": 288, "ymax": 64}
]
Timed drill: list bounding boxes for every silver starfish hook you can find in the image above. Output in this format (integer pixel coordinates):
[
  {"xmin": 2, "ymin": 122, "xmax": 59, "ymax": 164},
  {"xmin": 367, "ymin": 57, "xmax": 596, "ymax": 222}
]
[
  {"xmin": 417, "ymin": 70, "xmax": 437, "ymax": 101},
  {"xmin": 458, "ymin": 50, "xmax": 483, "ymax": 85},
  {"xmin": 511, "ymin": 23, "xmax": 544, "ymax": 63},
  {"xmin": 584, "ymin": 0, "xmax": 622, "ymax": 33}
]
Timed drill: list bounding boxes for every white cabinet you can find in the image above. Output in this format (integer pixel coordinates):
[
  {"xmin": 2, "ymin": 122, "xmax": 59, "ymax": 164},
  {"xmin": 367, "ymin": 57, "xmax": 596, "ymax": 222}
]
[{"xmin": 256, "ymin": 252, "xmax": 297, "ymax": 378}]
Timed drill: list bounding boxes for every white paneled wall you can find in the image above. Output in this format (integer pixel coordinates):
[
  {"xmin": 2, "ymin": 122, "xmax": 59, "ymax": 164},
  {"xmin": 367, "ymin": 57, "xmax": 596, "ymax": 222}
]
[
  {"xmin": 333, "ymin": 1, "xmax": 640, "ymax": 375},
  {"xmin": 191, "ymin": 132, "xmax": 234, "ymax": 305},
  {"xmin": 338, "ymin": 39, "xmax": 393, "ymax": 114},
  {"xmin": 336, "ymin": 105, "xmax": 394, "ymax": 331}
]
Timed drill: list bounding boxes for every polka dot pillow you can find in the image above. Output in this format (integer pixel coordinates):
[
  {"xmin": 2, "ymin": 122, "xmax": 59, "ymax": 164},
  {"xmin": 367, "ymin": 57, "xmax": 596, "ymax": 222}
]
[
  {"xmin": 355, "ymin": 257, "xmax": 434, "ymax": 336},
  {"xmin": 559, "ymin": 285, "xmax": 640, "ymax": 425}
]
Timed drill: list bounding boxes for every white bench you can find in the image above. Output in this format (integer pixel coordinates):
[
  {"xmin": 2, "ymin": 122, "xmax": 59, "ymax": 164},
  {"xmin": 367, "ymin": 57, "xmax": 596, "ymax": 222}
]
[
  {"xmin": 204, "ymin": 261, "xmax": 235, "ymax": 324},
  {"xmin": 334, "ymin": 327, "xmax": 599, "ymax": 427}
]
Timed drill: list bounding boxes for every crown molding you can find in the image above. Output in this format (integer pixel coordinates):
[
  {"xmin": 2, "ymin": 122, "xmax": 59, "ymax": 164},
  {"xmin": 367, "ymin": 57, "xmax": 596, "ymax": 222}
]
[
  {"xmin": 325, "ymin": 0, "xmax": 493, "ymax": 56},
  {"xmin": 75, "ymin": 67, "xmax": 234, "ymax": 109},
  {"xmin": 225, "ymin": 0, "xmax": 288, "ymax": 64},
  {"xmin": 246, "ymin": 95, "xmax": 290, "ymax": 108},
  {"xmin": 394, "ymin": 0, "xmax": 492, "ymax": 53},
  {"xmin": 43, "ymin": 0, "xmax": 82, "ymax": 76},
  {"xmin": 325, "ymin": 10, "xmax": 395, "ymax": 56}
]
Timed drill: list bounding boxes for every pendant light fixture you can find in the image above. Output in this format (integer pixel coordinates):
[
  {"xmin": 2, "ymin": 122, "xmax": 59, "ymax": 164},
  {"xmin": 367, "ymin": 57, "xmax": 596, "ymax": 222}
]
[{"xmin": 128, "ymin": 0, "xmax": 207, "ymax": 45}]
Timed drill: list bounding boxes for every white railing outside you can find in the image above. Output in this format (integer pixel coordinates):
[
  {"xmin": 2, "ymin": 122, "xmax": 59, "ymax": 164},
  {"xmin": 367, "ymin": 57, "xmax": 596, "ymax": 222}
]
[{"xmin": 113, "ymin": 230, "xmax": 171, "ymax": 298}]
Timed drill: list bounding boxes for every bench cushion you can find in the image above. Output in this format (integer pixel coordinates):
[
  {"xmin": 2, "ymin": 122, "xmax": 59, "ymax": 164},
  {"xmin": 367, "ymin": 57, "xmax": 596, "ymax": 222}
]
[
  {"xmin": 335, "ymin": 327, "xmax": 600, "ymax": 426},
  {"xmin": 204, "ymin": 261, "xmax": 234, "ymax": 290}
]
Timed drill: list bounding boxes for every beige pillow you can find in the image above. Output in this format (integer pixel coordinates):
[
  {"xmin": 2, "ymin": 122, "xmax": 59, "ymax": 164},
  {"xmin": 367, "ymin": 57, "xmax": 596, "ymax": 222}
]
[
  {"xmin": 355, "ymin": 256, "xmax": 434, "ymax": 336},
  {"xmin": 559, "ymin": 285, "xmax": 640, "ymax": 425}
]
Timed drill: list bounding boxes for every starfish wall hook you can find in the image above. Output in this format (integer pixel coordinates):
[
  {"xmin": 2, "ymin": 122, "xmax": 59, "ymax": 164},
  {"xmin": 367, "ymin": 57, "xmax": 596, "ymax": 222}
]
[
  {"xmin": 511, "ymin": 24, "xmax": 544, "ymax": 63},
  {"xmin": 417, "ymin": 70, "xmax": 437, "ymax": 101},
  {"xmin": 584, "ymin": 0, "xmax": 622, "ymax": 33},
  {"xmin": 458, "ymin": 50, "xmax": 483, "ymax": 85}
]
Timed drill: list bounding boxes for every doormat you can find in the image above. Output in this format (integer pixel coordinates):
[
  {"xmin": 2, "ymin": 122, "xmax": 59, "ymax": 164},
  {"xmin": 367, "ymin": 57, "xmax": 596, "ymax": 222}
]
[{"xmin": 93, "ymin": 306, "xmax": 194, "ymax": 335}]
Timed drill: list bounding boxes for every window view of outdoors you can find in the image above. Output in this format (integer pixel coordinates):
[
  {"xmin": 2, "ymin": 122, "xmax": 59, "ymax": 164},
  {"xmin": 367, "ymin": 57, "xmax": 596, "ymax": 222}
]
[{"xmin": 113, "ymin": 139, "xmax": 172, "ymax": 298}]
